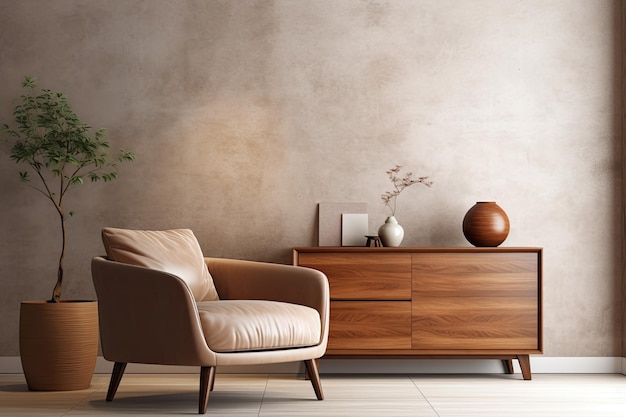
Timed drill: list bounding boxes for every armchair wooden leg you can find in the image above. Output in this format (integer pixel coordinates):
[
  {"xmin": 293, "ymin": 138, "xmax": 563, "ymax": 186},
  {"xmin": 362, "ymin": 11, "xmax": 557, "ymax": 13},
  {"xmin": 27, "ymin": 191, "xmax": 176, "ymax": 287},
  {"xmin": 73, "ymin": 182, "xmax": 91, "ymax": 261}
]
[
  {"xmin": 199, "ymin": 366, "xmax": 215, "ymax": 414},
  {"xmin": 209, "ymin": 368, "xmax": 216, "ymax": 392},
  {"xmin": 106, "ymin": 362, "xmax": 127, "ymax": 402},
  {"xmin": 303, "ymin": 359, "xmax": 324, "ymax": 400}
]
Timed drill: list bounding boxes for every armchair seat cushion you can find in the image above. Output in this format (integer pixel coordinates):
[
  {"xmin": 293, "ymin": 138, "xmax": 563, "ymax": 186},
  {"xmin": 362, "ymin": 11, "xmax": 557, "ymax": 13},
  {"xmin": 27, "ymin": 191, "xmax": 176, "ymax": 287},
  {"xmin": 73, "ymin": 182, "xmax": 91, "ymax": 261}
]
[{"xmin": 197, "ymin": 300, "xmax": 321, "ymax": 352}]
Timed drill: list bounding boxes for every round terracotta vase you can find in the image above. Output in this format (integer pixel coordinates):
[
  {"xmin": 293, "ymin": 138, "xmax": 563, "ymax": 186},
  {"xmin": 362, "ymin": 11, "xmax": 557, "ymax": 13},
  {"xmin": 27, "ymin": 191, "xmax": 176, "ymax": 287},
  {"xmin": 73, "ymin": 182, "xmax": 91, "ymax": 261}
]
[
  {"xmin": 19, "ymin": 300, "xmax": 99, "ymax": 391},
  {"xmin": 462, "ymin": 202, "xmax": 510, "ymax": 247}
]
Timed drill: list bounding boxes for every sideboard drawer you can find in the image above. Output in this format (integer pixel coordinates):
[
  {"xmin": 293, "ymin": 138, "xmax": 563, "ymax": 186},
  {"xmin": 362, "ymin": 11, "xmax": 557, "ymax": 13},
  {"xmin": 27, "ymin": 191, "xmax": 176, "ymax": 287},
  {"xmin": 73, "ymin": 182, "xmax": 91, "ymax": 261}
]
[
  {"xmin": 328, "ymin": 301, "xmax": 412, "ymax": 349},
  {"xmin": 297, "ymin": 252, "xmax": 411, "ymax": 300}
]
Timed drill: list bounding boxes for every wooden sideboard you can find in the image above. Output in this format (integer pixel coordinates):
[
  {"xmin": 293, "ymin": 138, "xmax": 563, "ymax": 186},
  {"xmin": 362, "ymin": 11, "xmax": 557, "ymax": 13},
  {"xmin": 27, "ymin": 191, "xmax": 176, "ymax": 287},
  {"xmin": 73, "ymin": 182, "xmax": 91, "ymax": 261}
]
[{"xmin": 293, "ymin": 247, "xmax": 543, "ymax": 380}]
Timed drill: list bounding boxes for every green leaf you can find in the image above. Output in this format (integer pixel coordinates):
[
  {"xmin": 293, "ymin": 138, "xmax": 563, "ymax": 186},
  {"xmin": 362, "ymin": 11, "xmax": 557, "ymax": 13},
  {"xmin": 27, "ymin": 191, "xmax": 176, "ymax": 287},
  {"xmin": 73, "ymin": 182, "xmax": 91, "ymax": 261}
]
[
  {"xmin": 22, "ymin": 76, "xmax": 36, "ymax": 88},
  {"xmin": 121, "ymin": 150, "xmax": 136, "ymax": 162}
]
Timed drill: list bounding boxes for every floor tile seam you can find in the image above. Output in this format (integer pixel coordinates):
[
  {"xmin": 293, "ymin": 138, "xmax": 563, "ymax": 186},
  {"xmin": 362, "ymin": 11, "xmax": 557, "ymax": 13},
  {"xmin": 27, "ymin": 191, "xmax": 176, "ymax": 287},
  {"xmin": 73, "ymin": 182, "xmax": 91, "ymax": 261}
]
[
  {"xmin": 51, "ymin": 383, "xmax": 107, "ymax": 417},
  {"xmin": 409, "ymin": 375, "xmax": 442, "ymax": 417},
  {"xmin": 257, "ymin": 374, "xmax": 270, "ymax": 417}
]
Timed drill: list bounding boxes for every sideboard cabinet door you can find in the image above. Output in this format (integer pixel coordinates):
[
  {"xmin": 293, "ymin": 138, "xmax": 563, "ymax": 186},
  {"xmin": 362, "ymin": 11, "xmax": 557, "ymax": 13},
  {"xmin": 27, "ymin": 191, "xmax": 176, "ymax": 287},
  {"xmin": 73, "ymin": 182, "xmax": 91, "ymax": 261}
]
[{"xmin": 411, "ymin": 252, "xmax": 540, "ymax": 350}]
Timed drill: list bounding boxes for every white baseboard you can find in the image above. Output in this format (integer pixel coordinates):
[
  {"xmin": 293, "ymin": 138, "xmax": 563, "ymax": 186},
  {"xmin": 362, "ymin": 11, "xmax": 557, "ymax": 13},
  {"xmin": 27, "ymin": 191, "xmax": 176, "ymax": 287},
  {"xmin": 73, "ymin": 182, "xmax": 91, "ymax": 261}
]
[
  {"xmin": 1, "ymin": 356, "xmax": 625, "ymax": 375},
  {"xmin": 318, "ymin": 356, "xmax": 625, "ymax": 375}
]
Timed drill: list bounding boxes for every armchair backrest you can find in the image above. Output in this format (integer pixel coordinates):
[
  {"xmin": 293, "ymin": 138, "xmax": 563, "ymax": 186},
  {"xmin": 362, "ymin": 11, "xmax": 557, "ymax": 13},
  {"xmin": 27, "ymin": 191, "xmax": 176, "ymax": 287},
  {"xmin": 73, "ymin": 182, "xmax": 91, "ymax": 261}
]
[{"xmin": 101, "ymin": 227, "xmax": 219, "ymax": 301}]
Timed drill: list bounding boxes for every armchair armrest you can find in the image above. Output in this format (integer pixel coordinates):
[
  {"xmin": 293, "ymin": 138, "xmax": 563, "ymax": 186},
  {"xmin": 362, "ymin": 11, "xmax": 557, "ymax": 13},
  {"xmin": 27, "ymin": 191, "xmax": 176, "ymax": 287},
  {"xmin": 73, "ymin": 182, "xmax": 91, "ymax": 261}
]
[
  {"xmin": 91, "ymin": 257, "xmax": 215, "ymax": 366},
  {"xmin": 205, "ymin": 258, "xmax": 330, "ymax": 343}
]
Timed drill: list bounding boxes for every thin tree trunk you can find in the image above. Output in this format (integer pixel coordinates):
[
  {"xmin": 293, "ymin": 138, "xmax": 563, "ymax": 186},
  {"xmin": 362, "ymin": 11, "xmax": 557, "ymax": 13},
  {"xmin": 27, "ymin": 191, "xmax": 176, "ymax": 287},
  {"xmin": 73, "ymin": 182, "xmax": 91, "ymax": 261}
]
[{"xmin": 50, "ymin": 207, "xmax": 65, "ymax": 303}]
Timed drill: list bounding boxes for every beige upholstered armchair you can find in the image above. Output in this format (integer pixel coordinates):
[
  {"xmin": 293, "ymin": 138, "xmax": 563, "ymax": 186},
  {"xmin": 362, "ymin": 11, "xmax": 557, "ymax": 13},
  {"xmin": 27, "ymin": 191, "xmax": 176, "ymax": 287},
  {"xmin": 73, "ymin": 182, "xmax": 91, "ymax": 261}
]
[{"xmin": 91, "ymin": 228, "xmax": 329, "ymax": 414}]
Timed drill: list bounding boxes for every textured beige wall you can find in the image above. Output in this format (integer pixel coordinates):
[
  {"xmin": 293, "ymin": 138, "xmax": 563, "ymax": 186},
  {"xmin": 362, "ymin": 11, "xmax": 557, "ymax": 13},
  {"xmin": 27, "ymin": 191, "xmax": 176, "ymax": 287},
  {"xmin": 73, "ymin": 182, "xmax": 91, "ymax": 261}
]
[
  {"xmin": 622, "ymin": 3, "xmax": 626, "ymax": 359},
  {"xmin": 0, "ymin": 0, "xmax": 622, "ymax": 358}
]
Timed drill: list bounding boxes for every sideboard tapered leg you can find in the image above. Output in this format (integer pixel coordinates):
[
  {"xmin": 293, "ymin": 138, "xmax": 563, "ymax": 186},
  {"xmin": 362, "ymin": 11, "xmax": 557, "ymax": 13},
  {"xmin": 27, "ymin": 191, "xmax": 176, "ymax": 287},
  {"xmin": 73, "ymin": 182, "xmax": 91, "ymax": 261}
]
[
  {"xmin": 502, "ymin": 359, "xmax": 514, "ymax": 374},
  {"xmin": 517, "ymin": 355, "xmax": 532, "ymax": 380}
]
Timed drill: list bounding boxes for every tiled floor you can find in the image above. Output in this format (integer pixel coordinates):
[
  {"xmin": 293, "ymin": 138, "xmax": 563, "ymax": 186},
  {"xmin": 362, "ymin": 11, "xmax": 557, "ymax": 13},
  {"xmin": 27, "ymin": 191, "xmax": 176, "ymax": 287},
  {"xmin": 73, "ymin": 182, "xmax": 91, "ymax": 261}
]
[{"xmin": 0, "ymin": 373, "xmax": 625, "ymax": 416}]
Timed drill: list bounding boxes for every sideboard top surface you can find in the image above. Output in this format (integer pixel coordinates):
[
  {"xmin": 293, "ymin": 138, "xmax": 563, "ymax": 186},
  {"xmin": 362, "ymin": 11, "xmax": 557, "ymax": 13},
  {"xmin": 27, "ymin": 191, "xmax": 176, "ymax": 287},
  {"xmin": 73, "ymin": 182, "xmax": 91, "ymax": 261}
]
[{"xmin": 293, "ymin": 247, "xmax": 542, "ymax": 254}]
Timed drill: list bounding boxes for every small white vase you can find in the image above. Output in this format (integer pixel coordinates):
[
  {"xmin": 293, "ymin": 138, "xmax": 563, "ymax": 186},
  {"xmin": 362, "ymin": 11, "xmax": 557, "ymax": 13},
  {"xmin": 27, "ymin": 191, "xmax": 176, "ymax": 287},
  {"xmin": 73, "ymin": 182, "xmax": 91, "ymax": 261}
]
[{"xmin": 378, "ymin": 216, "xmax": 404, "ymax": 247}]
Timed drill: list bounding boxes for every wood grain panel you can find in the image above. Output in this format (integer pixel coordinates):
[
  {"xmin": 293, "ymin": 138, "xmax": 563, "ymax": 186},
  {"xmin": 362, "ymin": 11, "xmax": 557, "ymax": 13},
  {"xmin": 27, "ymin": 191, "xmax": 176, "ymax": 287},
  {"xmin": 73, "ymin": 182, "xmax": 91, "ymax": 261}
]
[
  {"xmin": 412, "ymin": 252, "xmax": 540, "ymax": 350},
  {"xmin": 412, "ymin": 297, "xmax": 539, "ymax": 349},
  {"xmin": 413, "ymin": 272, "xmax": 537, "ymax": 297},
  {"xmin": 413, "ymin": 252, "xmax": 538, "ymax": 274},
  {"xmin": 329, "ymin": 301, "xmax": 412, "ymax": 349},
  {"xmin": 297, "ymin": 252, "xmax": 411, "ymax": 300}
]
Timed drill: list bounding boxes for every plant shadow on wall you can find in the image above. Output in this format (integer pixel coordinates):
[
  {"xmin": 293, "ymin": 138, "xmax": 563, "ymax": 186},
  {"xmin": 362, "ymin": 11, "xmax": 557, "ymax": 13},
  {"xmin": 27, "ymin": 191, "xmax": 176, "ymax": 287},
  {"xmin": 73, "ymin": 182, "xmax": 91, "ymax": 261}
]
[
  {"xmin": 0, "ymin": 76, "xmax": 135, "ymax": 391},
  {"xmin": 378, "ymin": 165, "xmax": 432, "ymax": 247}
]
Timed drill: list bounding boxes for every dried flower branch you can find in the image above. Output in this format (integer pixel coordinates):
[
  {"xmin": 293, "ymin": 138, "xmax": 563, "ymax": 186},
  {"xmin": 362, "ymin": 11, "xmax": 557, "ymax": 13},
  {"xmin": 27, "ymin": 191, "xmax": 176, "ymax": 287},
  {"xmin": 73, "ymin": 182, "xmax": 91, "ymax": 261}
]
[{"xmin": 381, "ymin": 165, "xmax": 432, "ymax": 216}]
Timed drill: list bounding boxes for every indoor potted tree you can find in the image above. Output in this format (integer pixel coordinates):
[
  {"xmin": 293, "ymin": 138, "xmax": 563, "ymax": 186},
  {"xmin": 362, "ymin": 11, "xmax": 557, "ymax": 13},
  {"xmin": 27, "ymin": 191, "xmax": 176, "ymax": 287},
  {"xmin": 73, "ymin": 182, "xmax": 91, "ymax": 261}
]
[{"xmin": 1, "ymin": 76, "xmax": 135, "ymax": 391}]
